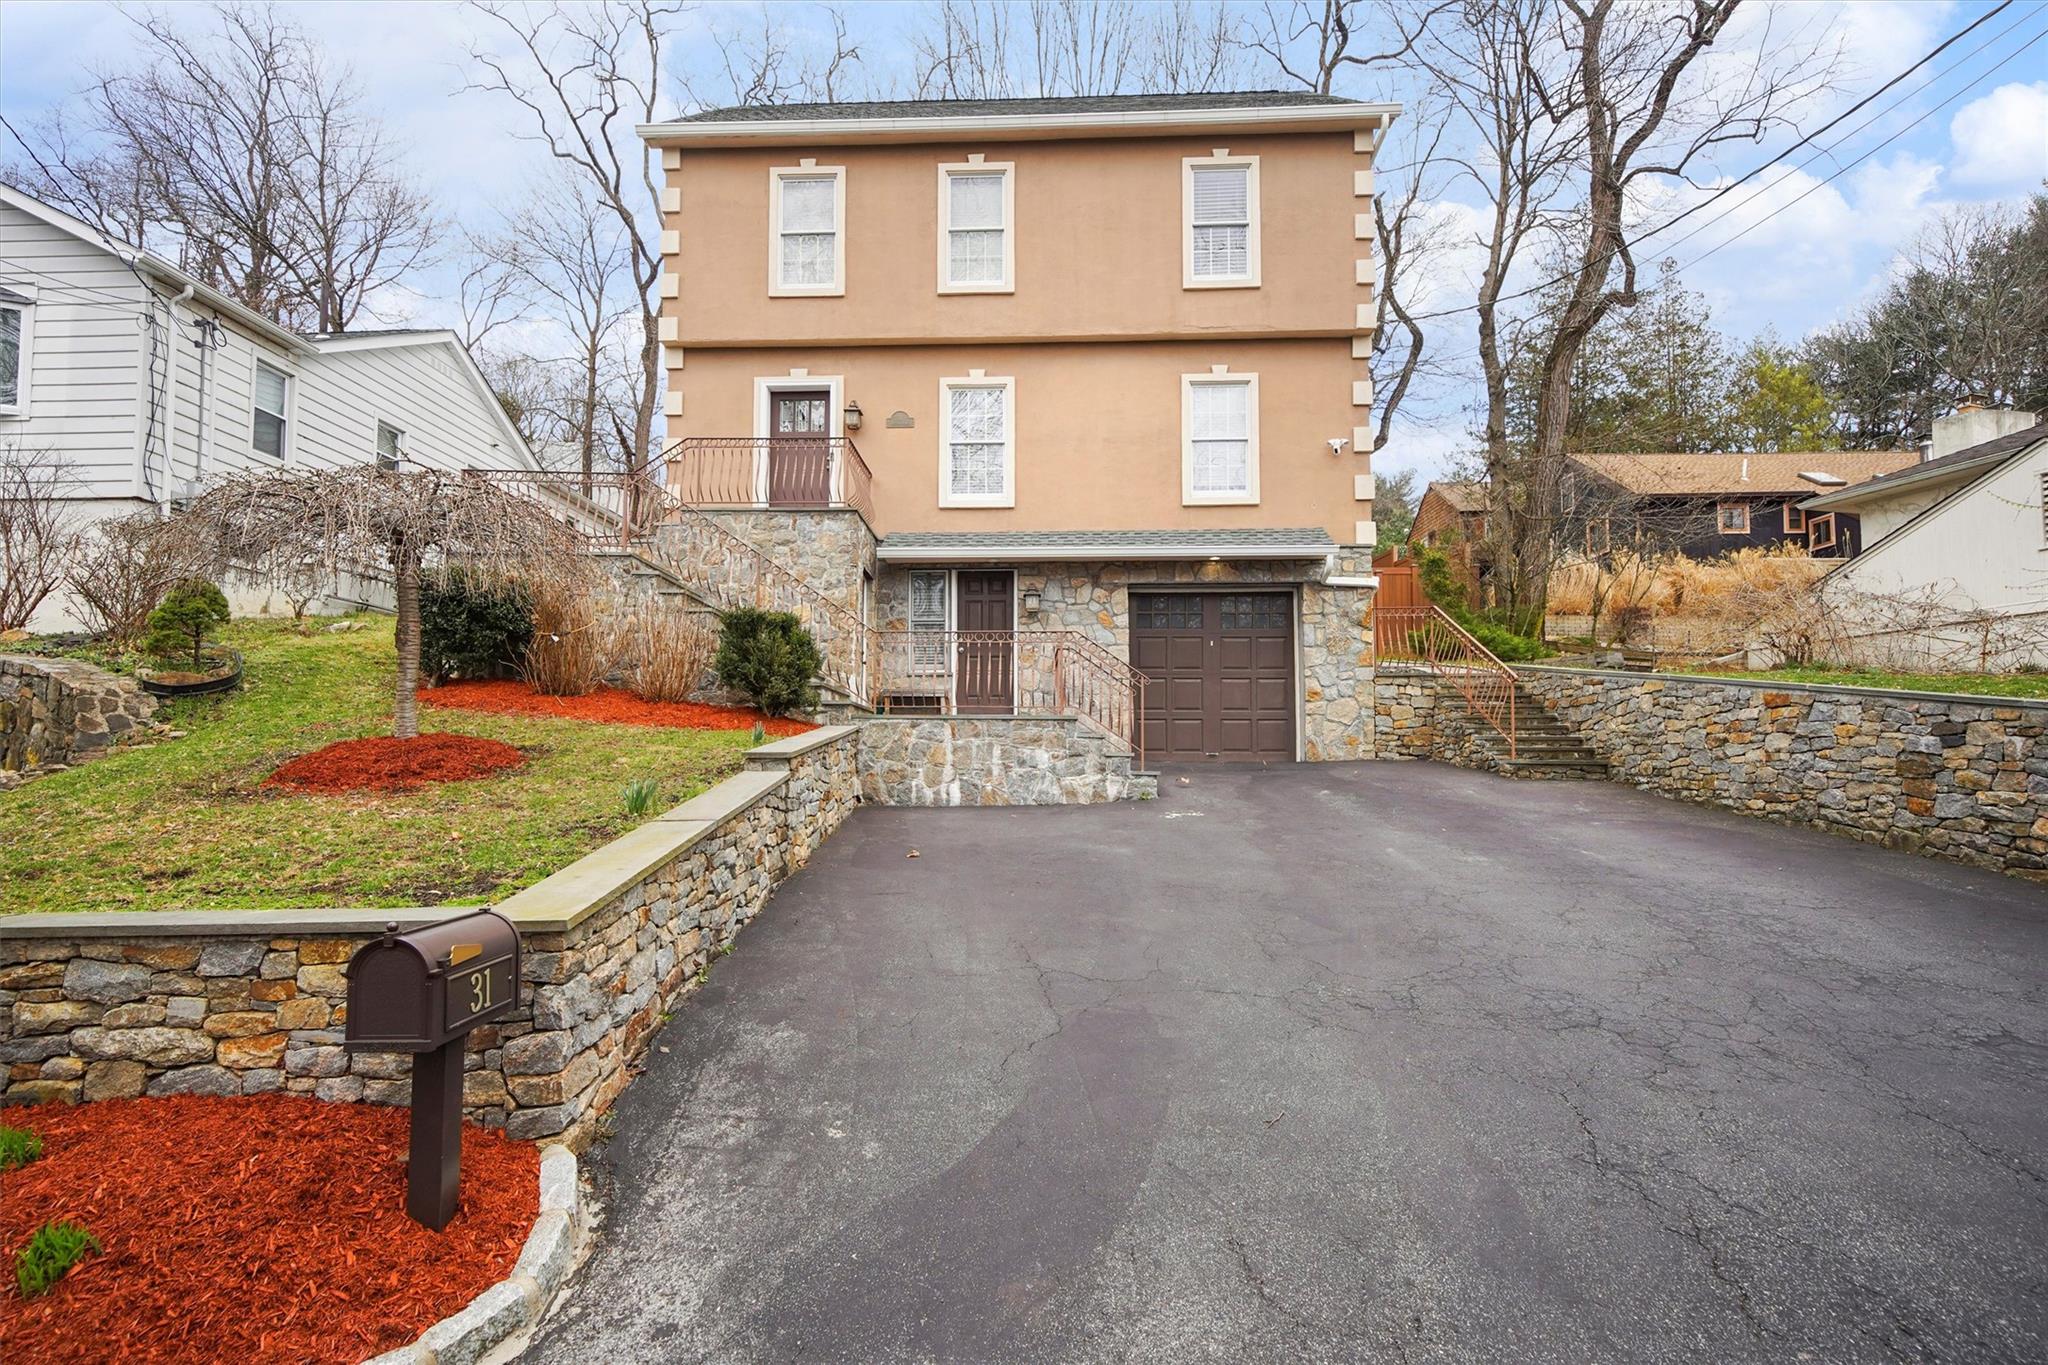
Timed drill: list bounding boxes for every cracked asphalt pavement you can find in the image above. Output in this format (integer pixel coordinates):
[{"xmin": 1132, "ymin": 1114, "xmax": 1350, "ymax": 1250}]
[{"xmin": 524, "ymin": 762, "xmax": 2048, "ymax": 1364}]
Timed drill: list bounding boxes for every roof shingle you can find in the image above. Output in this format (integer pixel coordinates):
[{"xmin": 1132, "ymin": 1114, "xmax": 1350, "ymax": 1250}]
[
  {"xmin": 1565, "ymin": 450, "xmax": 1918, "ymax": 497},
  {"xmin": 681, "ymin": 91, "xmax": 1363, "ymax": 123}
]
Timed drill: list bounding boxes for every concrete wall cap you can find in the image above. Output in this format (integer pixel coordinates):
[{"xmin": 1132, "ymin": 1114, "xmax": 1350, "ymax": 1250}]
[
  {"xmin": 744, "ymin": 723, "xmax": 860, "ymax": 760},
  {"xmin": 1520, "ymin": 663, "xmax": 2048, "ymax": 712}
]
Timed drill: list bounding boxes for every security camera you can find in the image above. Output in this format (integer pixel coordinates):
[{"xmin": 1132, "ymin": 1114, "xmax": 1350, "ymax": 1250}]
[{"xmin": 1327, "ymin": 437, "xmax": 1350, "ymax": 455}]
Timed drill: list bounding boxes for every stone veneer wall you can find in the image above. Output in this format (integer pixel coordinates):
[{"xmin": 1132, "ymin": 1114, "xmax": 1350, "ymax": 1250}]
[
  {"xmin": 875, "ymin": 551, "xmax": 1376, "ymax": 761},
  {"xmin": 0, "ymin": 728, "xmax": 862, "ymax": 1143},
  {"xmin": 654, "ymin": 509, "xmax": 876, "ymax": 624},
  {"xmin": 1516, "ymin": 666, "xmax": 2048, "ymax": 880},
  {"xmin": 858, "ymin": 715, "xmax": 1150, "ymax": 805},
  {"xmin": 1, "ymin": 655, "xmax": 158, "ymax": 773},
  {"xmin": 1370, "ymin": 666, "xmax": 1496, "ymax": 769}
]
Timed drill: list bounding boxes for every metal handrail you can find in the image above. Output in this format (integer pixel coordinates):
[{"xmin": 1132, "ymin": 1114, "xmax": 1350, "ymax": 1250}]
[
  {"xmin": 1372, "ymin": 605, "xmax": 1519, "ymax": 757},
  {"xmin": 667, "ymin": 435, "xmax": 875, "ymax": 526},
  {"xmin": 870, "ymin": 628, "xmax": 1148, "ymax": 764}
]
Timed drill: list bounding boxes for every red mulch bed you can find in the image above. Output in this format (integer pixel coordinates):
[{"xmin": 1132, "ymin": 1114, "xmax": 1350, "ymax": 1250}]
[
  {"xmin": 264, "ymin": 733, "xmax": 527, "ymax": 793},
  {"xmin": 0, "ymin": 1095, "xmax": 538, "ymax": 1364},
  {"xmin": 423, "ymin": 678, "xmax": 815, "ymax": 737}
]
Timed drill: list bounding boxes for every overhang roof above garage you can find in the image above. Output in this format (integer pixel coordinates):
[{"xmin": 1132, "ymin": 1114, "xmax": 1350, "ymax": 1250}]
[{"xmin": 875, "ymin": 528, "xmax": 1338, "ymax": 562}]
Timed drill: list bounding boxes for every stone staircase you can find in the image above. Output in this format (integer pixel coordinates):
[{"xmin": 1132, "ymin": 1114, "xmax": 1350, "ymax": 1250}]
[{"xmin": 1438, "ymin": 679, "xmax": 1608, "ymax": 780}]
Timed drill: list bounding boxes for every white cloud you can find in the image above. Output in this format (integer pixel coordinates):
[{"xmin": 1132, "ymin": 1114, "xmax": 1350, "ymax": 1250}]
[{"xmin": 1949, "ymin": 81, "xmax": 2048, "ymax": 186}]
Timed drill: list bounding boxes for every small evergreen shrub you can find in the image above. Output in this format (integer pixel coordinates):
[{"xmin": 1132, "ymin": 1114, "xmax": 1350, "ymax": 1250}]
[
  {"xmin": 0, "ymin": 1125, "xmax": 42, "ymax": 1172},
  {"xmin": 1414, "ymin": 547, "xmax": 1550, "ymax": 662},
  {"xmin": 16, "ymin": 1220, "xmax": 99, "ymax": 1299},
  {"xmin": 421, "ymin": 573, "xmax": 533, "ymax": 684},
  {"xmin": 714, "ymin": 608, "xmax": 820, "ymax": 717},
  {"xmin": 143, "ymin": 579, "xmax": 231, "ymax": 670}
]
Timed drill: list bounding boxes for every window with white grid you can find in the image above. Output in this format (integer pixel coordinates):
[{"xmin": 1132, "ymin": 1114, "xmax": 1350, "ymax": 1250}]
[
  {"xmin": 909, "ymin": 570, "xmax": 948, "ymax": 673},
  {"xmin": 1182, "ymin": 373, "xmax": 1259, "ymax": 504},
  {"xmin": 940, "ymin": 163, "xmax": 1013, "ymax": 292},
  {"xmin": 771, "ymin": 167, "xmax": 844, "ymax": 295},
  {"xmin": 1184, "ymin": 156, "xmax": 1259, "ymax": 287},
  {"xmin": 939, "ymin": 377, "xmax": 1014, "ymax": 507}
]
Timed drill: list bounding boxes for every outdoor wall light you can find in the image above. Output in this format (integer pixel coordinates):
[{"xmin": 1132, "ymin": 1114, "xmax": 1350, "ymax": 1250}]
[
  {"xmin": 843, "ymin": 400, "xmax": 863, "ymax": 431},
  {"xmin": 1022, "ymin": 588, "xmax": 1042, "ymax": 613}
]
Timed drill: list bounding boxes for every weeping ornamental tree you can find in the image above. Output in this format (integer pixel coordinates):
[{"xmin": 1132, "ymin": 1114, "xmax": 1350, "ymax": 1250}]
[{"xmin": 181, "ymin": 468, "xmax": 582, "ymax": 738}]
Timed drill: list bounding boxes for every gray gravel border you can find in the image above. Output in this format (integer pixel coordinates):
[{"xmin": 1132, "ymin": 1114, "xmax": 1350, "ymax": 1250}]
[{"xmin": 362, "ymin": 1145, "xmax": 582, "ymax": 1365}]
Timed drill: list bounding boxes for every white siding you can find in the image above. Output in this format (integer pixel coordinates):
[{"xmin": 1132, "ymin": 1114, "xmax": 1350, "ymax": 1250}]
[
  {"xmin": 158, "ymin": 300, "xmax": 302, "ymax": 491},
  {"xmin": 0, "ymin": 202, "xmax": 147, "ymax": 498},
  {"xmin": 294, "ymin": 339, "xmax": 523, "ymax": 474}
]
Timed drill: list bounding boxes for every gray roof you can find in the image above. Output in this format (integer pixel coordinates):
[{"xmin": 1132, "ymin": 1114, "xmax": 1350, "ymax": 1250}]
[
  {"xmin": 1847, "ymin": 418, "xmax": 2048, "ymax": 495},
  {"xmin": 683, "ymin": 91, "xmax": 1363, "ymax": 123},
  {"xmin": 878, "ymin": 528, "xmax": 1336, "ymax": 559}
]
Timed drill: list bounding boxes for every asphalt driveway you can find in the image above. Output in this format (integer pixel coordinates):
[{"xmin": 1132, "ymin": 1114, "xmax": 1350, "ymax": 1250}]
[{"xmin": 526, "ymin": 762, "xmax": 2048, "ymax": 1364}]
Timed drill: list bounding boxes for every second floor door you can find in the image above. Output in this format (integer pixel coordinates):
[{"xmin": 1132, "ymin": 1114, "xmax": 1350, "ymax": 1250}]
[{"xmin": 771, "ymin": 390, "xmax": 832, "ymax": 508}]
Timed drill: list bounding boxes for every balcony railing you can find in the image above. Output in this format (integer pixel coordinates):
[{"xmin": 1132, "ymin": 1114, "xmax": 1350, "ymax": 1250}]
[
  {"xmin": 870, "ymin": 629, "xmax": 1148, "ymax": 767},
  {"xmin": 667, "ymin": 436, "xmax": 875, "ymax": 525},
  {"xmin": 1372, "ymin": 604, "xmax": 1518, "ymax": 757}
]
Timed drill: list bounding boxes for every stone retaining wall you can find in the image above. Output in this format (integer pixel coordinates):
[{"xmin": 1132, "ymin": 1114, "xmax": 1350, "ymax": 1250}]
[
  {"xmin": 1517, "ymin": 666, "xmax": 2048, "ymax": 880},
  {"xmin": 1371, "ymin": 666, "xmax": 1495, "ymax": 769},
  {"xmin": 858, "ymin": 715, "xmax": 1149, "ymax": 805},
  {"xmin": 1, "ymin": 654, "xmax": 157, "ymax": 774},
  {"xmin": 0, "ymin": 727, "xmax": 862, "ymax": 1143}
]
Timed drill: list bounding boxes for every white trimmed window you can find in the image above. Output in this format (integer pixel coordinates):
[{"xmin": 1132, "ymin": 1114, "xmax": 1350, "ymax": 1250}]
[
  {"xmin": 253, "ymin": 360, "xmax": 290, "ymax": 459},
  {"xmin": 0, "ymin": 289, "xmax": 31, "ymax": 416},
  {"xmin": 938, "ymin": 375, "xmax": 1015, "ymax": 507},
  {"xmin": 909, "ymin": 570, "xmax": 949, "ymax": 672},
  {"xmin": 938, "ymin": 161, "xmax": 1013, "ymax": 293},
  {"xmin": 770, "ymin": 165, "xmax": 845, "ymax": 296},
  {"xmin": 1182, "ymin": 372, "xmax": 1259, "ymax": 505},
  {"xmin": 1183, "ymin": 154, "xmax": 1260, "ymax": 288},
  {"xmin": 375, "ymin": 422, "xmax": 404, "ymax": 472}
]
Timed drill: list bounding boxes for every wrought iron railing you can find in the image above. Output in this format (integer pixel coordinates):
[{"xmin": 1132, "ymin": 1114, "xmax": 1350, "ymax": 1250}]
[
  {"xmin": 1372, "ymin": 605, "xmax": 1519, "ymax": 757},
  {"xmin": 668, "ymin": 436, "xmax": 875, "ymax": 525},
  {"xmin": 871, "ymin": 628, "xmax": 1147, "ymax": 766}
]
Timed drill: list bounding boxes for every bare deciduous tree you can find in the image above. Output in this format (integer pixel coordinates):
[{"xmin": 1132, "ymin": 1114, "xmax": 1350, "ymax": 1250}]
[
  {"xmin": 0, "ymin": 447, "xmax": 77, "ymax": 632},
  {"xmin": 913, "ymin": 0, "xmax": 1240, "ymax": 98},
  {"xmin": 65, "ymin": 513, "xmax": 209, "ymax": 645}
]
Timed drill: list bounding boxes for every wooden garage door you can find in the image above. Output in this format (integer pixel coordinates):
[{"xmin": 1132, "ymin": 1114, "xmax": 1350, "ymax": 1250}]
[{"xmin": 1131, "ymin": 591, "xmax": 1295, "ymax": 762}]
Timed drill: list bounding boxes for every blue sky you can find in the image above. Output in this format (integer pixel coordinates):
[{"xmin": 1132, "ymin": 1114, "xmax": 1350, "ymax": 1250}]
[{"xmin": 1, "ymin": 0, "xmax": 2043, "ymax": 478}]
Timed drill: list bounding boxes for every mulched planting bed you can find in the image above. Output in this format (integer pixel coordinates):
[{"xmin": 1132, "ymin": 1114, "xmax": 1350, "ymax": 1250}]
[
  {"xmin": 424, "ymin": 678, "xmax": 815, "ymax": 736},
  {"xmin": 0, "ymin": 1095, "xmax": 538, "ymax": 1364},
  {"xmin": 265, "ymin": 732, "xmax": 528, "ymax": 793}
]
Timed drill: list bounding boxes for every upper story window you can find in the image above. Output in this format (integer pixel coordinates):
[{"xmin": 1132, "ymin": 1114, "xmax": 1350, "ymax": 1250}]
[
  {"xmin": 376, "ymin": 421, "xmax": 405, "ymax": 471},
  {"xmin": 253, "ymin": 360, "xmax": 291, "ymax": 459},
  {"xmin": 1182, "ymin": 371, "xmax": 1259, "ymax": 505},
  {"xmin": 0, "ymin": 288, "xmax": 32, "ymax": 416},
  {"xmin": 770, "ymin": 164, "xmax": 846, "ymax": 296},
  {"xmin": 1184, "ymin": 154, "xmax": 1260, "ymax": 289},
  {"xmin": 938, "ymin": 161, "xmax": 1013, "ymax": 293},
  {"xmin": 939, "ymin": 373, "xmax": 1014, "ymax": 508}
]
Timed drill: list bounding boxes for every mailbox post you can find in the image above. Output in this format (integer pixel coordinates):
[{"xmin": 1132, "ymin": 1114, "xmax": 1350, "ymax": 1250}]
[{"xmin": 345, "ymin": 909, "xmax": 521, "ymax": 1230}]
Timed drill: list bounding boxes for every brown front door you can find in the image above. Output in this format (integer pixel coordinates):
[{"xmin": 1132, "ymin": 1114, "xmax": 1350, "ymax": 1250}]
[
  {"xmin": 955, "ymin": 570, "xmax": 1013, "ymax": 713},
  {"xmin": 769, "ymin": 390, "xmax": 831, "ymax": 507},
  {"xmin": 1132, "ymin": 591, "xmax": 1295, "ymax": 762}
]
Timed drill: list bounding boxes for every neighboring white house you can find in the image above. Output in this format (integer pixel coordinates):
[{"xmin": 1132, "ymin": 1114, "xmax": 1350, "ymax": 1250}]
[
  {"xmin": 0, "ymin": 182, "xmax": 540, "ymax": 629},
  {"xmin": 1798, "ymin": 406, "xmax": 2048, "ymax": 670}
]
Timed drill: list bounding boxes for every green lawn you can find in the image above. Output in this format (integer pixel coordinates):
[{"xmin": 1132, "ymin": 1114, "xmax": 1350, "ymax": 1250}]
[
  {"xmin": 1, "ymin": 618, "xmax": 754, "ymax": 914},
  {"xmin": 1695, "ymin": 665, "xmax": 2048, "ymax": 700}
]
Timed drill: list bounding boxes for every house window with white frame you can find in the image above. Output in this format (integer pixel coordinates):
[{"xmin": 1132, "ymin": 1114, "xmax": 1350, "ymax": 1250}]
[
  {"xmin": 376, "ymin": 421, "xmax": 404, "ymax": 472},
  {"xmin": 0, "ymin": 289, "xmax": 30, "ymax": 415},
  {"xmin": 771, "ymin": 166, "xmax": 845, "ymax": 295},
  {"xmin": 939, "ymin": 376, "xmax": 1014, "ymax": 507},
  {"xmin": 939, "ymin": 162, "xmax": 1012, "ymax": 292},
  {"xmin": 1182, "ymin": 373, "xmax": 1258, "ymax": 504},
  {"xmin": 253, "ymin": 360, "xmax": 291, "ymax": 459},
  {"xmin": 1184, "ymin": 155, "xmax": 1259, "ymax": 287},
  {"xmin": 909, "ymin": 570, "xmax": 948, "ymax": 673}
]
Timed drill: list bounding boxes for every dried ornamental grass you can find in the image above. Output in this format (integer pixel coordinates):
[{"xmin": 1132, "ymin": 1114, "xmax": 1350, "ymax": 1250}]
[
  {"xmin": 521, "ymin": 580, "xmax": 628, "ymax": 697},
  {"xmin": 623, "ymin": 602, "xmax": 720, "ymax": 703}
]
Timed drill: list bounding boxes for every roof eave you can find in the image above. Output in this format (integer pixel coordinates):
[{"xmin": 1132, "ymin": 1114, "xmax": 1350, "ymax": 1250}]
[
  {"xmin": 876, "ymin": 541, "xmax": 1337, "ymax": 563},
  {"xmin": 638, "ymin": 101, "xmax": 1400, "ymax": 148},
  {"xmin": 1797, "ymin": 454, "xmax": 2013, "ymax": 510}
]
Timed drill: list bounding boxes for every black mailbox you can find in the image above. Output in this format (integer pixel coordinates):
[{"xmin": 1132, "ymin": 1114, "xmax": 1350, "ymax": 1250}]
[
  {"xmin": 345, "ymin": 909, "xmax": 520, "ymax": 1053},
  {"xmin": 343, "ymin": 909, "xmax": 522, "ymax": 1231}
]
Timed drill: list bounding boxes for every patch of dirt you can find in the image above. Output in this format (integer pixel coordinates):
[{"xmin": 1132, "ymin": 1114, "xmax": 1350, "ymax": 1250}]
[
  {"xmin": 423, "ymin": 678, "xmax": 814, "ymax": 736},
  {"xmin": 0, "ymin": 1095, "xmax": 538, "ymax": 1364},
  {"xmin": 264, "ymin": 733, "xmax": 527, "ymax": 793}
]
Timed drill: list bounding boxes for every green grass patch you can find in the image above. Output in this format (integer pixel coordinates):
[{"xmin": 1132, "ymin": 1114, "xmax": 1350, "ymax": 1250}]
[
  {"xmin": 1692, "ymin": 665, "xmax": 2048, "ymax": 700},
  {"xmin": 14, "ymin": 1220, "xmax": 99, "ymax": 1299},
  {"xmin": 0, "ymin": 1125, "xmax": 43, "ymax": 1172},
  {"xmin": 0, "ymin": 618, "xmax": 756, "ymax": 913}
]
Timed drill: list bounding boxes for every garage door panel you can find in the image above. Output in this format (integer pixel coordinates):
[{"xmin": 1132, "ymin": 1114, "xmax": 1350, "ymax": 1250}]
[
  {"xmin": 1133, "ymin": 590, "xmax": 1295, "ymax": 763},
  {"xmin": 1216, "ymin": 638, "xmax": 1253, "ymax": 669}
]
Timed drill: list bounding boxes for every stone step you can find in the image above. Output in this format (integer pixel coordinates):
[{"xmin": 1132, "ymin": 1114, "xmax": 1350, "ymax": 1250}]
[{"xmin": 1497, "ymin": 756, "xmax": 1609, "ymax": 779}]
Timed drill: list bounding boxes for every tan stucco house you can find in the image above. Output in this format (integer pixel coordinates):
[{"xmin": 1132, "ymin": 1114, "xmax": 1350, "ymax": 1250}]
[{"xmin": 637, "ymin": 92, "xmax": 1395, "ymax": 762}]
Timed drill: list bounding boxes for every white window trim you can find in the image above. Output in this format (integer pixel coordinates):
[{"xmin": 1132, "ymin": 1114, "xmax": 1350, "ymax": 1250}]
[
  {"xmin": 0, "ymin": 290, "xmax": 34, "ymax": 419},
  {"xmin": 1181, "ymin": 371, "xmax": 1260, "ymax": 506},
  {"xmin": 375, "ymin": 421, "xmax": 405, "ymax": 471},
  {"xmin": 768, "ymin": 164, "xmax": 847, "ymax": 297},
  {"xmin": 936, "ymin": 160, "xmax": 1015, "ymax": 295},
  {"xmin": 751, "ymin": 372, "xmax": 845, "ymax": 504},
  {"xmin": 907, "ymin": 568, "xmax": 951, "ymax": 682},
  {"xmin": 253, "ymin": 356, "xmax": 293, "ymax": 461},
  {"xmin": 937, "ymin": 373, "xmax": 1016, "ymax": 509},
  {"xmin": 1182, "ymin": 153, "xmax": 1261, "ymax": 290}
]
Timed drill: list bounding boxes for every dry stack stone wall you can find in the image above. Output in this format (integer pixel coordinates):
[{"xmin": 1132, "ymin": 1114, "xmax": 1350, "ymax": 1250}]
[{"xmin": 1, "ymin": 654, "xmax": 157, "ymax": 776}]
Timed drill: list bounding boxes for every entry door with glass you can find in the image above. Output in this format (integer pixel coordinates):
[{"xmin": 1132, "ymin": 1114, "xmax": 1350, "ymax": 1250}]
[{"xmin": 769, "ymin": 390, "xmax": 832, "ymax": 507}]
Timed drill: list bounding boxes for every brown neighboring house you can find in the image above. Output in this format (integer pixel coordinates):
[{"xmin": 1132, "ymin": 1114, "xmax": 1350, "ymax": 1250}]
[
  {"xmin": 1562, "ymin": 450, "xmax": 1919, "ymax": 560},
  {"xmin": 1408, "ymin": 480, "xmax": 1490, "ymax": 606},
  {"xmin": 640, "ymin": 92, "xmax": 1398, "ymax": 762}
]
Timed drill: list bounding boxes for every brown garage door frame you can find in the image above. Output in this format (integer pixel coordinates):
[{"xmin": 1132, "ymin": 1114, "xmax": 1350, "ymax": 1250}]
[{"xmin": 1131, "ymin": 585, "xmax": 1299, "ymax": 763}]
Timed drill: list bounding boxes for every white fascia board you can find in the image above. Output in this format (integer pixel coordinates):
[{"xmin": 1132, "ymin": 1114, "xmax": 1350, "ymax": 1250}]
[
  {"xmin": 639, "ymin": 102, "xmax": 1404, "ymax": 148},
  {"xmin": 1797, "ymin": 453, "xmax": 2019, "ymax": 511},
  {"xmin": 877, "ymin": 542, "xmax": 1336, "ymax": 563}
]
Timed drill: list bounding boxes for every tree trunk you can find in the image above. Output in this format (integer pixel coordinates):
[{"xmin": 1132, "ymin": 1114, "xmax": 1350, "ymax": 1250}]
[{"xmin": 393, "ymin": 545, "xmax": 422, "ymax": 740}]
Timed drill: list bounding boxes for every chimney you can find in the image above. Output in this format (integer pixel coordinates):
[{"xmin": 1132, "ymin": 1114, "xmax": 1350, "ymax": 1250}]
[{"xmin": 1928, "ymin": 401, "xmax": 2038, "ymax": 461}]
